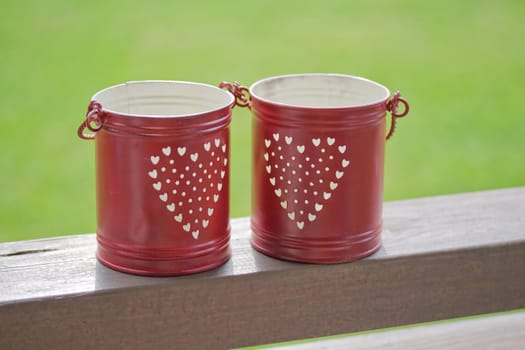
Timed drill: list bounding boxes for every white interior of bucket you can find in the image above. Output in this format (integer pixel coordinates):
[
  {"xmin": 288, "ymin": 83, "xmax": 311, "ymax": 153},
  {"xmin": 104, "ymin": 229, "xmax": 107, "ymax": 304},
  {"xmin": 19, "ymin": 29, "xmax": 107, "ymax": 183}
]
[
  {"xmin": 92, "ymin": 81, "xmax": 234, "ymax": 117},
  {"xmin": 250, "ymin": 74, "xmax": 390, "ymax": 108}
]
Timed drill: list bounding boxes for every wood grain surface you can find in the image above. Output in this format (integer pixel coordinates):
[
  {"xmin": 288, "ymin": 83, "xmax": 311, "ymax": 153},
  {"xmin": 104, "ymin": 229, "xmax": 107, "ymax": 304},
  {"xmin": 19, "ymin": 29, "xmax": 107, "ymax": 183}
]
[
  {"xmin": 1, "ymin": 187, "xmax": 524, "ymax": 349},
  {"xmin": 266, "ymin": 311, "xmax": 525, "ymax": 350}
]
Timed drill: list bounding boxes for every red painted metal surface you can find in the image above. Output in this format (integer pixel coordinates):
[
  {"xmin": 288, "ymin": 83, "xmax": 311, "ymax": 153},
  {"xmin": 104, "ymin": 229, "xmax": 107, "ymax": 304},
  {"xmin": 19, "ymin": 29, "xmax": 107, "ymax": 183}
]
[
  {"xmin": 78, "ymin": 81, "xmax": 234, "ymax": 275},
  {"xmin": 242, "ymin": 74, "xmax": 409, "ymax": 264}
]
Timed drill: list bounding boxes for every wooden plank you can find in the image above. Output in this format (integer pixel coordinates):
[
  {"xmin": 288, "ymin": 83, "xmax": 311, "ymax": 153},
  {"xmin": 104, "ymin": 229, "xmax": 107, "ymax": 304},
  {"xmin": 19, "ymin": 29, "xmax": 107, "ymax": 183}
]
[
  {"xmin": 0, "ymin": 187, "xmax": 524, "ymax": 349},
  {"xmin": 1, "ymin": 186, "xmax": 524, "ymax": 304},
  {"xmin": 264, "ymin": 311, "xmax": 525, "ymax": 350}
]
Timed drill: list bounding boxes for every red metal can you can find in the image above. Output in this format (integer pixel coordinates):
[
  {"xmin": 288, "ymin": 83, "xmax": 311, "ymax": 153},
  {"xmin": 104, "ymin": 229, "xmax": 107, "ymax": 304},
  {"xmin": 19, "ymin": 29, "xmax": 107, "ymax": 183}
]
[
  {"xmin": 78, "ymin": 81, "xmax": 235, "ymax": 275},
  {"xmin": 244, "ymin": 74, "xmax": 409, "ymax": 263}
]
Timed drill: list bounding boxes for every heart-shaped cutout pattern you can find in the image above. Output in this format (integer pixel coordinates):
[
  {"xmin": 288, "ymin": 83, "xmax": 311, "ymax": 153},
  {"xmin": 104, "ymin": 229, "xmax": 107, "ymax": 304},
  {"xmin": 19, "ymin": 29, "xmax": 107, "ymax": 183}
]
[
  {"xmin": 148, "ymin": 169, "xmax": 158, "ymax": 179},
  {"xmin": 149, "ymin": 138, "xmax": 227, "ymax": 239},
  {"xmin": 263, "ymin": 132, "xmax": 350, "ymax": 230},
  {"xmin": 162, "ymin": 147, "xmax": 171, "ymax": 156}
]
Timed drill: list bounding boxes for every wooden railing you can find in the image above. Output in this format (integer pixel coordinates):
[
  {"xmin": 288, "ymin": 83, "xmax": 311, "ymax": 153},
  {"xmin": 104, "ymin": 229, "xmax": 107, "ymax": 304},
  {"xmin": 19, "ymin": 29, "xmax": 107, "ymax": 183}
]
[{"xmin": 1, "ymin": 187, "xmax": 524, "ymax": 349}]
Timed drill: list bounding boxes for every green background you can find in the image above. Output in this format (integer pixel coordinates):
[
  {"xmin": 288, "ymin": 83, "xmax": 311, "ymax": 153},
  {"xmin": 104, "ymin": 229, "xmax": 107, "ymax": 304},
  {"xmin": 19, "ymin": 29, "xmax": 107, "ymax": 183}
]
[{"xmin": 1, "ymin": 0, "xmax": 524, "ymax": 242}]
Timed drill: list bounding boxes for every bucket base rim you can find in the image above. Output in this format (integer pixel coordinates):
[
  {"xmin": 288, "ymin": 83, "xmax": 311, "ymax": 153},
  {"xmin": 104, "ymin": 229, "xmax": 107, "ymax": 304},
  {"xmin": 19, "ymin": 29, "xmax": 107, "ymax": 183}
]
[
  {"xmin": 250, "ymin": 228, "xmax": 381, "ymax": 264},
  {"xmin": 96, "ymin": 252, "xmax": 231, "ymax": 276},
  {"xmin": 96, "ymin": 233, "xmax": 231, "ymax": 276}
]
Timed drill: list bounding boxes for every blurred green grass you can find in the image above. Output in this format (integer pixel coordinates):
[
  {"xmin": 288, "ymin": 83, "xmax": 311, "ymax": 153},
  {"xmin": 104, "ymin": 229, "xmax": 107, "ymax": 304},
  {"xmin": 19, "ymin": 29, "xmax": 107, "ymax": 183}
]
[{"xmin": 1, "ymin": 0, "xmax": 524, "ymax": 242}]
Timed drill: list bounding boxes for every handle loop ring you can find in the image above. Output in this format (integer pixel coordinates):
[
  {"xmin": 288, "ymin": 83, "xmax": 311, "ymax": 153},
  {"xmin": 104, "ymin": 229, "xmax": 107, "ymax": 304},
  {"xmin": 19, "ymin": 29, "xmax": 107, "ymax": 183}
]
[
  {"xmin": 386, "ymin": 91, "xmax": 410, "ymax": 140},
  {"xmin": 77, "ymin": 101, "xmax": 104, "ymax": 140},
  {"xmin": 219, "ymin": 81, "xmax": 251, "ymax": 108}
]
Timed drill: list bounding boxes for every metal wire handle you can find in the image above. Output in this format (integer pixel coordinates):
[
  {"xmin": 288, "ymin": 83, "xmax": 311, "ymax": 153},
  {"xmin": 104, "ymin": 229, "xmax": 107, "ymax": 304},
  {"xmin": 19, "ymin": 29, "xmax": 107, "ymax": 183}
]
[
  {"xmin": 219, "ymin": 81, "xmax": 251, "ymax": 108},
  {"xmin": 219, "ymin": 82, "xmax": 409, "ymax": 139},
  {"xmin": 386, "ymin": 91, "xmax": 410, "ymax": 140},
  {"xmin": 77, "ymin": 101, "xmax": 104, "ymax": 140}
]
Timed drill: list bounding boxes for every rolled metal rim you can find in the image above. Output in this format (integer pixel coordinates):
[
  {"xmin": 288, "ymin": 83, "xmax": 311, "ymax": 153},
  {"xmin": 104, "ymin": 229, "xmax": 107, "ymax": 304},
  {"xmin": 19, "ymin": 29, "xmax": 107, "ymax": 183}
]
[
  {"xmin": 249, "ymin": 73, "xmax": 390, "ymax": 110},
  {"xmin": 92, "ymin": 80, "xmax": 235, "ymax": 118}
]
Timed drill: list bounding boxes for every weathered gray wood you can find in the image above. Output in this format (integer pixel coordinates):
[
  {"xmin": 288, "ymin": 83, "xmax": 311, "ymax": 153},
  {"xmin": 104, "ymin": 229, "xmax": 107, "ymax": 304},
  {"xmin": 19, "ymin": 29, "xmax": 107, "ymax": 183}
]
[
  {"xmin": 267, "ymin": 311, "xmax": 525, "ymax": 350},
  {"xmin": 0, "ymin": 187, "xmax": 524, "ymax": 349}
]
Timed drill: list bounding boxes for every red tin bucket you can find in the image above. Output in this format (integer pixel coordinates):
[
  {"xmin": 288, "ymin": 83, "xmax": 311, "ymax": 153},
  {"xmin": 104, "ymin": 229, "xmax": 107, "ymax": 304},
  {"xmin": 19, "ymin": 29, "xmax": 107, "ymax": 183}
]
[
  {"xmin": 78, "ymin": 81, "xmax": 235, "ymax": 276},
  {"xmin": 226, "ymin": 74, "xmax": 409, "ymax": 264}
]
